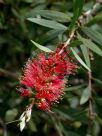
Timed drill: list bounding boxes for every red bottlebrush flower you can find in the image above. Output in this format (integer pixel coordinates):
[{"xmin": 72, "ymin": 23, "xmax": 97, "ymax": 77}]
[
  {"xmin": 38, "ymin": 99, "xmax": 50, "ymax": 111},
  {"xmin": 19, "ymin": 88, "xmax": 32, "ymax": 97},
  {"xmin": 19, "ymin": 45, "xmax": 78, "ymax": 111}
]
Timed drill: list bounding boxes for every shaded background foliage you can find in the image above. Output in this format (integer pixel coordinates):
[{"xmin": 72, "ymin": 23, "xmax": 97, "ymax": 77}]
[{"xmin": 0, "ymin": 0, "xmax": 102, "ymax": 136}]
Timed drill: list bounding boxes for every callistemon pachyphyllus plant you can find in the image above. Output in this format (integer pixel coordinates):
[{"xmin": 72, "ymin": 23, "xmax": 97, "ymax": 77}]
[{"xmin": 18, "ymin": 45, "xmax": 77, "ymax": 131}]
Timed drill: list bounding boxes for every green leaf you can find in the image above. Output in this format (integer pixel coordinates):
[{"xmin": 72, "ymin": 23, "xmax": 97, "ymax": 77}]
[
  {"xmin": 93, "ymin": 120, "xmax": 100, "ymax": 136},
  {"xmin": 73, "ymin": 0, "xmax": 84, "ymax": 17},
  {"xmin": 52, "ymin": 2, "xmax": 71, "ymax": 11},
  {"xmin": 80, "ymin": 87, "xmax": 91, "ymax": 105},
  {"xmin": 78, "ymin": 33, "xmax": 102, "ymax": 56},
  {"xmin": 31, "ymin": 40, "xmax": 53, "ymax": 53},
  {"xmin": 54, "ymin": 109, "xmax": 73, "ymax": 120},
  {"xmin": 51, "ymin": 117, "xmax": 63, "ymax": 136},
  {"xmin": 70, "ymin": 40, "xmax": 82, "ymax": 47},
  {"xmin": 28, "ymin": 120, "xmax": 37, "ymax": 132},
  {"xmin": 80, "ymin": 45, "xmax": 91, "ymax": 68},
  {"xmin": 39, "ymin": 29, "xmax": 64, "ymax": 44},
  {"xmin": 69, "ymin": 0, "xmax": 84, "ymax": 32},
  {"xmin": 96, "ymin": 116, "xmax": 102, "ymax": 126},
  {"xmin": 68, "ymin": 97, "xmax": 79, "ymax": 108},
  {"xmin": 12, "ymin": 8, "xmax": 20, "ymax": 18},
  {"xmin": 88, "ymin": 12, "xmax": 102, "ymax": 25},
  {"xmin": 65, "ymin": 84, "xmax": 85, "ymax": 92},
  {"xmin": 81, "ymin": 27, "xmax": 102, "ymax": 46},
  {"xmin": 69, "ymin": 8, "xmax": 79, "ymax": 33},
  {"xmin": 93, "ymin": 78, "xmax": 102, "ymax": 86},
  {"xmin": 27, "ymin": 18, "xmax": 67, "ymax": 30},
  {"xmin": 28, "ymin": 10, "xmax": 71, "ymax": 22},
  {"xmin": 5, "ymin": 108, "xmax": 18, "ymax": 122},
  {"xmin": 71, "ymin": 47, "xmax": 91, "ymax": 71}
]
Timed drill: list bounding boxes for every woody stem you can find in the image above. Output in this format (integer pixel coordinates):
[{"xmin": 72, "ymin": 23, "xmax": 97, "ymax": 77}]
[
  {"xmin": 88, "ymin": 71, "xmax": 93, "ymax": 117},
  {"xmin": 58, "ymin": 30, "xmax": 75, "ymax": 54}
]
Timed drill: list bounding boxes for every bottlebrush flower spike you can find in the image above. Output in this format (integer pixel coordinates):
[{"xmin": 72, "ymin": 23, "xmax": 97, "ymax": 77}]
[
  {"xmin": 19, "ymin": 45, "xmax": 78, "ymax": 112},
  {"xmin": 19, "ymin": 88, "xmax": 32, "ymax": 97}
]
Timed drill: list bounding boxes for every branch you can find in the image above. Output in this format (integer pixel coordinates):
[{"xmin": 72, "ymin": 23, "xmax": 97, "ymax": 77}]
[
  {"xmin": 79, "ymin": 2, "xmax": 101, "ymax": 25},
  {"xmin": 59, "ymin": 30, "xmax": 75, "ymax": 54}
]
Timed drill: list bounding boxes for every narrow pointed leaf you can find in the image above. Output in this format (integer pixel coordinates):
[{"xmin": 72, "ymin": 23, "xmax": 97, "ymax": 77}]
[
  {"xmin": 88, "ymin": 12, "xmax": 102, "ymax": 25},
  {"xmin": 28, "ymin": 10, "xmax": 71, "ymax": 22},
  {"xmin": 31, "ymin": 40, "xmax": 53, "ymax": 53},
  {"xmin": 71, "ymin": 47, "xmax": 91, "ymax": 71},
  {"xmin": 80, "ymin": 87, "xmax": 91, "ymax": 105},
  {"xmin": 78, "ymin": 33, "xmax": 102, "ymax": 56},
  {"xmin": 73, "ymin": 0, "xmax": 84, "ymax": 17},
  {"xmin": 93, "ymin": 78, "xmax": 102, "ymax": 86},
  {"xmin": 27, "ymin": 18, "xmax": 67, "ymax": 30},
  {"xmin": 5, "ymin": 109, "xmax": 18, "ymax": 122},
  {"xmin": 39, "ymin": 29, "xmax": 64, "ymax": 44},
  {"xmin": 65, "ymin": 84, "xmax": 85, "ymax": 92},
  {"xmin": 69, "ymin": 9, "xmax": 79, "ymax": 32},
  {"xmin": 69, "ymin": 0, "xmax": 84, "ymax": 32},
  {"xmin": 81, "ymin": 27, "xmax": 102, "ymax": 46},
  {"xmin": 80, "ymin": 45, "xmax": 91, "ymax": 68}
]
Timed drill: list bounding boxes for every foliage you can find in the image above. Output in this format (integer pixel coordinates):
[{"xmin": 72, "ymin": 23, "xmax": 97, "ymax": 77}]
[{"xmin": 0, "ymin": 0, "xmax": 102, "ymax": 136}]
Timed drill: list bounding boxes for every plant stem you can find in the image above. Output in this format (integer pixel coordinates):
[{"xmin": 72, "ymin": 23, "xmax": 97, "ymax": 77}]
[
  {"xmin": 6, "ymin": 119, "xmax": 20, "ymax": 125},
  {"xmin": 87, "ymin": 69, "xmax": 96, "ymax": 135},
  {"xmin": 59, "ymin": 30, "xmax": 75, "ymax": 54},
  {"xmin": 79, "ymin": 2, "xmax": 101, "ymax": 25},
  {"xmin": 88, "ymin": 71, "xmax": 93, "ymax": 118}
]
